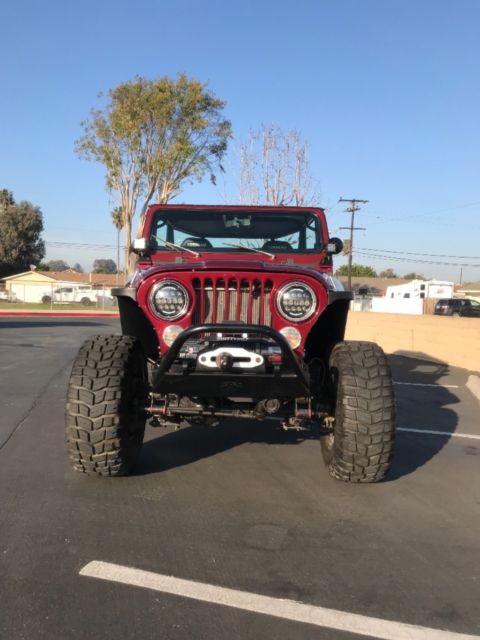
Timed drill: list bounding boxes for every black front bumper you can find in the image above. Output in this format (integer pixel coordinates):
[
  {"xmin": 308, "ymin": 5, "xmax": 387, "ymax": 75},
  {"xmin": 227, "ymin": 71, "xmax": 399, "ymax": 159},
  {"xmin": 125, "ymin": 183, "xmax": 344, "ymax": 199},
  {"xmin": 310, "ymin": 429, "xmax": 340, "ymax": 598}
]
[{"xmin": 152, "ymin": 323, "xmax": 310, "ymax": 398}]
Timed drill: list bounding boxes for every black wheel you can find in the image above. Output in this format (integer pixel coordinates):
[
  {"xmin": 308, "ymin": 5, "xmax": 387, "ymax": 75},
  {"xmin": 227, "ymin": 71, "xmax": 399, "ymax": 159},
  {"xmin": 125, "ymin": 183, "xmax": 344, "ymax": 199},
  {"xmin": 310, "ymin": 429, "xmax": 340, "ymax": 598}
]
[
  {"xmin": 321, "ymin": 341, "xmax": 395, "ymax": 483},
  {"xmin": 80, "ymin": 297, "xmax": 92, "ymax": 307},
  {"xmin": 42, "ymin": 295, "xmax": 51, "ymax": 304},
  {"xmin": 65, "ymin": 335, "xmax": 148, "ymax": 476}
]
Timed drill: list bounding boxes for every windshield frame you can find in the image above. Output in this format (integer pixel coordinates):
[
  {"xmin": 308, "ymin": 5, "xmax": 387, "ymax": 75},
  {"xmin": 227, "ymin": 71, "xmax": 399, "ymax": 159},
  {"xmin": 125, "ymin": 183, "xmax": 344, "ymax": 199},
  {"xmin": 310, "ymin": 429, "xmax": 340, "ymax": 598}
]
[{"xmin": 147, "ymin": 207, "xmax": 326, "ymax": 255}]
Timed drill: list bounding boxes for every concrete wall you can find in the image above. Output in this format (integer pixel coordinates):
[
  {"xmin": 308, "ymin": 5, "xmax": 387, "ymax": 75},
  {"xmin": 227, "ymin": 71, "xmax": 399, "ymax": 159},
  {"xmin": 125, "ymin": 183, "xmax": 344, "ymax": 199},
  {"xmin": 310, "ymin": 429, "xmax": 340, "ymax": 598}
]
[
  {"xmin": 370, "ymin": 297, "xmax": 424, "ymax": 315},
  {"xmin": 345, "ymin": 311, "xmax": 480, "ymax": 372}
]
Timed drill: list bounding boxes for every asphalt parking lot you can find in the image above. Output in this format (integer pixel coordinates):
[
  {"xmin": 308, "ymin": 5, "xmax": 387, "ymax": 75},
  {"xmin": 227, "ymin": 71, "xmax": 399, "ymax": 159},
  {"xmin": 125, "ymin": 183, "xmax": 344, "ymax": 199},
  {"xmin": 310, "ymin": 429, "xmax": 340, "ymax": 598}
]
[{"xmin": 0, "ymin": 317, "xmax": 479, "ymax": 640}]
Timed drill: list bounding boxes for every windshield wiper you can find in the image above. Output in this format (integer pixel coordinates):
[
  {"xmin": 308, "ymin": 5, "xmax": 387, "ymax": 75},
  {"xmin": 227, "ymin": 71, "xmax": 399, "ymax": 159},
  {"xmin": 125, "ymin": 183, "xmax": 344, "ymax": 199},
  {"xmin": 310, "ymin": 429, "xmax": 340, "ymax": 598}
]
[
  {"xmin": 155, "ymin": 237, "xmax": 200, "ymax": 258},
  {"xmin": 223, "ymin": 244, "xmax": 275, "ymax": 260}
]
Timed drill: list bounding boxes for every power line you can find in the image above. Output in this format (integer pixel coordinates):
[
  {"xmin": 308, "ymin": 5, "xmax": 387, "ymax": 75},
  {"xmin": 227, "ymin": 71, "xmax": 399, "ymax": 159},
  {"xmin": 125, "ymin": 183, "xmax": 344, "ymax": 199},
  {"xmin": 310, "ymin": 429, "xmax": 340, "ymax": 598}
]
[
  {"xmin": 367, "ymin": 200, "xmax": 480, "ymax": 225},
  {"xmin": 338, "ymin": 197, "xmax": 368, "ymax": 289},
  {"xmin": 354, "ymin": 250, "xmax": 480, "ymax": 268},
  {"xmin": 358, "ymin": 247, "xmax": 480, "ymax": 259},
  {"xmin": 43, "ymin": 239, "xmax": 480, "ymax": 266},
  {"xmin": 45, "ymin": 241, "xmax": 120, "ymax": 250}
]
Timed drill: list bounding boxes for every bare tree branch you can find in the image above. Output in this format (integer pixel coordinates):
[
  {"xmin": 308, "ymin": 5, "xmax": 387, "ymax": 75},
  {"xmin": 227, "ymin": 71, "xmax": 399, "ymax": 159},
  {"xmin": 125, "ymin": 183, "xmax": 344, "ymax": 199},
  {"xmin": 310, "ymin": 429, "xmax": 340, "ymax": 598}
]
[{"xmin": 237, "ymin": 126, "xmax": 320, "ymax": 208}]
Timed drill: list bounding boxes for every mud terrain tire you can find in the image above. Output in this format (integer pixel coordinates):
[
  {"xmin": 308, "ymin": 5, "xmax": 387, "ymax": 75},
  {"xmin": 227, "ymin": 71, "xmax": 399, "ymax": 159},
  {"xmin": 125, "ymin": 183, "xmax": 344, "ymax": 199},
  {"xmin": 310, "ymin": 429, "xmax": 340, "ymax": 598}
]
[
  {"xmin": 321, "ymin": 341, "xmax": 395, "ymax": 482},
  {"xmin": 66, "ymin": 335, "xmax": 147, "ymax": 476}
]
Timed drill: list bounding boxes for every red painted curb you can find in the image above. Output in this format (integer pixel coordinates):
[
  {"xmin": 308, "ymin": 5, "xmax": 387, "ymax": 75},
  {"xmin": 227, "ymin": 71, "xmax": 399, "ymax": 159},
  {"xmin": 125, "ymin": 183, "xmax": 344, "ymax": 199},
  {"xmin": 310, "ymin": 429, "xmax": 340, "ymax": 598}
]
[{"xmin": 0, "ymin": 311, "xmax": 119, "ymax": 318}]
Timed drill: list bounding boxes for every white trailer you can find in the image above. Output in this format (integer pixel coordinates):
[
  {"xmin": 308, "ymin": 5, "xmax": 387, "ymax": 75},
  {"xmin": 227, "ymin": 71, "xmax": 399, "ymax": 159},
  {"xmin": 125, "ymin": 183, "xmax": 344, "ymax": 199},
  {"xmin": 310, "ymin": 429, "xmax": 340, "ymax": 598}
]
[{"xmin": 386, "ymin": 279, "xmax": 454, "ymax": 300}]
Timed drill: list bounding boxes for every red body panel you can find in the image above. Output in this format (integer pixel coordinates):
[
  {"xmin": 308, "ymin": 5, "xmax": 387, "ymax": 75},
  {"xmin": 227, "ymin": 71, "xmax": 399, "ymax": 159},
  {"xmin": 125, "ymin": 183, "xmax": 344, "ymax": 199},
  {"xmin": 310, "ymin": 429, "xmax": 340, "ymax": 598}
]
[
  {"xmin": 135, "ymin": 263, "xmax": 329, "ymax": 353},
  {"xmin": 132, "ymin": 205, "xmax": 334, "ymax": 355}
]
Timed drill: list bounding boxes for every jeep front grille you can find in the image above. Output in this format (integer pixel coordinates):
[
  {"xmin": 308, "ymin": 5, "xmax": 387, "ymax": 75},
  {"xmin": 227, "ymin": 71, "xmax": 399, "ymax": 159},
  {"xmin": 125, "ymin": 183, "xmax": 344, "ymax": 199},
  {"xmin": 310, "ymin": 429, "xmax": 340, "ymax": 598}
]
[{"xmin": 192, "ymin": 276, "xmax": 273, "ymax": 326}]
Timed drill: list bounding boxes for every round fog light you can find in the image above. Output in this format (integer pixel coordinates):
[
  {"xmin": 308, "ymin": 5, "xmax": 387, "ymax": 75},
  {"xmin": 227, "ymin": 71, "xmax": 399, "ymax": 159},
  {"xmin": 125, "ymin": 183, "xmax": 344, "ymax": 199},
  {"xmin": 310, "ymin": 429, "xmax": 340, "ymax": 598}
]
[
  {"xmin": 280, "ymin": 326, "xmax": 302, "ymax": 350},
  {"xmin": 163, "ymin": 325, "xmax": 183, "ymax": 347}
]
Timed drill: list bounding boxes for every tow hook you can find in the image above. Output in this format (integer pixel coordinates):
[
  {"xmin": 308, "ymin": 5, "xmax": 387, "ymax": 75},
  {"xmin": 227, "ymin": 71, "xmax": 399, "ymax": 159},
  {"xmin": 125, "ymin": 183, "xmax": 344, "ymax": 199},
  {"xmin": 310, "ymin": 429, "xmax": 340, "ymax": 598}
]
[
  {"xmin": 216, "ymin": 351, "xmax": 234, "ymax": 371},
  {"xmin": 321, "ymin": 415, "xmax": 335, "ymax": 434}
]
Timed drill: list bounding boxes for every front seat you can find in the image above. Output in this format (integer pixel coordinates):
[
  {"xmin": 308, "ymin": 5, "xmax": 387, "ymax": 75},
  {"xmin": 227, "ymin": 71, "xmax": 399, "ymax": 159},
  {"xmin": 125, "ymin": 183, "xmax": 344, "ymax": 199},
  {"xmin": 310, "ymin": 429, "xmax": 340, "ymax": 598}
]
[{"xmin": 181, "ymin": 237, "xmax": 213, "ymax": 249}]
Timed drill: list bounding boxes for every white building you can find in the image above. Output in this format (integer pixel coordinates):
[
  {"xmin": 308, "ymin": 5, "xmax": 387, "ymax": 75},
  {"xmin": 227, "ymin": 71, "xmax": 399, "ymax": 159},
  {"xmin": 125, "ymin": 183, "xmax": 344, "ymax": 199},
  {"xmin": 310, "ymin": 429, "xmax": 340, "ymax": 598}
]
[
  {"xmin": 385, "ymin": 279, "xmax": 454, "ymax": 300},
  {"xmin": 1, "ymin": 270, "xmax": 122, "ymax": 304}
]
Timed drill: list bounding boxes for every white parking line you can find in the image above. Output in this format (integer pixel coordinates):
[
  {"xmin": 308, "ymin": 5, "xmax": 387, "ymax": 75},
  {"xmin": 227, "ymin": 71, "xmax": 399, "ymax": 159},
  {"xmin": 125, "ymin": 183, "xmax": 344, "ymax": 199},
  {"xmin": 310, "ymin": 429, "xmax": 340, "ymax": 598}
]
[
  {"xmin": 398, "ymin": 428, "xmax": 480, "ymax": 440},
  {"xmin": 394, "ymin": 382, "xmax": 459, "ymax": 389},
  {"xmin": 80, "ymin": 561, "xmax": 479, "ymax": 640}
]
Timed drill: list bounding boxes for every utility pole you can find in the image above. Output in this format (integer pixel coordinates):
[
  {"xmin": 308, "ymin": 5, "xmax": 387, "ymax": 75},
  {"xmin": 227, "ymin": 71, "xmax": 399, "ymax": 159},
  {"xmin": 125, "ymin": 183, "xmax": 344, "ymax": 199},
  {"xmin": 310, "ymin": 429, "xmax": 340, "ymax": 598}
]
[{"xmin": 338, "ymin": 197, "xmax": 369, "ymax": 290}]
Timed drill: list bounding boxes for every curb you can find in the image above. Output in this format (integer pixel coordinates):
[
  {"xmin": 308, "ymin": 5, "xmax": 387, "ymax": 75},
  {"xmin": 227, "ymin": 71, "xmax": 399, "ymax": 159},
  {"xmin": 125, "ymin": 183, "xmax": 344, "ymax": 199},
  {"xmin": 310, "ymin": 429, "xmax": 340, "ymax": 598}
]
[
  {"xmin": 466, "ymin": 375, "xmax": 480, "ymax": 402},
  {"xmin": 0, "ymin": 311, "xmax": 119, "ymax": 318}
]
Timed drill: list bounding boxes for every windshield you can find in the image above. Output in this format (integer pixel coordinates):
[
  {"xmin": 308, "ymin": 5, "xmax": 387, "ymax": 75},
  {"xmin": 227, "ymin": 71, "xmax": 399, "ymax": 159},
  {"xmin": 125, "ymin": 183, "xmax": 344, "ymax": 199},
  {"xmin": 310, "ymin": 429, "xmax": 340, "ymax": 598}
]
[{"xmin": 148, "ymin": 209, "xmax": 324, "ymax": 254}]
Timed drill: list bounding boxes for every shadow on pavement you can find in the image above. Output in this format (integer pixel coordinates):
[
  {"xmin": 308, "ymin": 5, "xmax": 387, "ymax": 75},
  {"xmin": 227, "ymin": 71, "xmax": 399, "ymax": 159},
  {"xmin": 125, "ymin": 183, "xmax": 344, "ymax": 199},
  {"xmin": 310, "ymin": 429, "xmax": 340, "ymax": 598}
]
[
  {"xmin": 387, "ymin": 353, "xmax": 460, "ymax": 481},
  {"xmin": 139, "ymin": 352, "xmax": 461, "ymax": 480},
  {"xmin": 138, "ymin": 420, "xmax": 312, "ymax": 476}
]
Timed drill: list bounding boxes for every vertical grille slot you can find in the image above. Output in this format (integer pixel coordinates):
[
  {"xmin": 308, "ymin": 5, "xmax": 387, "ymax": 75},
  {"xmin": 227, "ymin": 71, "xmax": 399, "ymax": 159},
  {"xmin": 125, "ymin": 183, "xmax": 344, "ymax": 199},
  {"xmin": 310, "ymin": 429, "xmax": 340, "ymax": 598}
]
[{"xmin": 192, "ymin": 276, "xmax": 272, "ymax": 325}]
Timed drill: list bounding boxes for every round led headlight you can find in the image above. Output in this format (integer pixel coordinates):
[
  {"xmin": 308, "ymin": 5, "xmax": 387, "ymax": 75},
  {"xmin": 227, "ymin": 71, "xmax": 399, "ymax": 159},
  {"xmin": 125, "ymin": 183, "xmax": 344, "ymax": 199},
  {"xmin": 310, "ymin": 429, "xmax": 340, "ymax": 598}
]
[
  {"xmin": 280, "ymin": 326, "xmax": 302, "ymax": 350},
  {"xmin": 149, "ymin": 280, "xmax": 189, "ymax": 320},
  {"xmin": 276, "ymin": 282, "xmax": 316, "ymax": 322}
]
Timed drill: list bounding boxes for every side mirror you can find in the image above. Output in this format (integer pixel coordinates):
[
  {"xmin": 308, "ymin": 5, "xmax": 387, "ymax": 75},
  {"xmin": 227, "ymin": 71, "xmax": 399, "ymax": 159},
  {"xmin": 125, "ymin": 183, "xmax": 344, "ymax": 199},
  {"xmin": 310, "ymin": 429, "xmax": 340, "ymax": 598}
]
[
  {"xmin": 132, "ymin": 237, "xmax": 150, "ymax": 254},
  {"xmin": 327, "ymin": 237, "xmax": 343, "ymax": 254}
]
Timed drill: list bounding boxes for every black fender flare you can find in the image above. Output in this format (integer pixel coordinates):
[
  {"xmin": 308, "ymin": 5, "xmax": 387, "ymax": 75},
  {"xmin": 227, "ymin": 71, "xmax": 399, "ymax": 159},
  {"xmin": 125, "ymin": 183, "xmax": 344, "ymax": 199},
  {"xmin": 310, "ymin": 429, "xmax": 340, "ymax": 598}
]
[{"xmin": 112, "ymin": 288, "xmax": 159, "ymax": 359}]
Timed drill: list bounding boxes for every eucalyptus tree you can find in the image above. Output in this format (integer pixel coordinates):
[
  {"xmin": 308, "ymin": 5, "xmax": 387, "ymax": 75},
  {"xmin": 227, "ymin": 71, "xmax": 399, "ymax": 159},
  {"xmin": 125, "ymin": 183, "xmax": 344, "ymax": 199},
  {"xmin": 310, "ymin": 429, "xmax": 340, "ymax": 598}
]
[{"xmin": 76, "ymin": 74, "xmax": 232, "ymax": 271}]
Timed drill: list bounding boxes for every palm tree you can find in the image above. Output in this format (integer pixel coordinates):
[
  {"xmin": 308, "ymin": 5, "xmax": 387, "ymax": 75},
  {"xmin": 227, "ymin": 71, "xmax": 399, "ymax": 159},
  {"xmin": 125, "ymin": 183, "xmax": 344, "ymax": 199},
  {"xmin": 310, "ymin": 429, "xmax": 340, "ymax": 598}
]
[{"xmin": 111, "ymin": 207, "xmax": 124, "ymax": 281}]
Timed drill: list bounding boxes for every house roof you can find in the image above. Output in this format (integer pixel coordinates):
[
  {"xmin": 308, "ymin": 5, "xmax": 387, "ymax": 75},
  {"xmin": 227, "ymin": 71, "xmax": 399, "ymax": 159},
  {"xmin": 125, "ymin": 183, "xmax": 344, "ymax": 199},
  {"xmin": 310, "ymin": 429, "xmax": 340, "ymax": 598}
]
[
  {"xmin": 338, "ymin": 276, "xmax": 412, "ymax": 293},
  {"xmin": 2, "ymin": 270, "xmax": 55, "ymax": 282},
  {"xmin": 40, "ymin": 271, "xmax": 125, "ymax": 286},
  {"xmin": 456, "ymin": 281, "xmax": 480, "ymax": 292},
  {"xmin": 2, "ymin": 269, "xmax": 125, "ymax": 286}
]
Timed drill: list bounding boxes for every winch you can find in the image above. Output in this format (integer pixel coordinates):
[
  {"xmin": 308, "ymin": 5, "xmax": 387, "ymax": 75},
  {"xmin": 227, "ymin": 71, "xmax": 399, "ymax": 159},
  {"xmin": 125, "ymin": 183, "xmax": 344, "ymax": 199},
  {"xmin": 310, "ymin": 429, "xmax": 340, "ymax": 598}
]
[{"xmin": 175, "ymin": 335, "xmax": 283, "ymax": 374}]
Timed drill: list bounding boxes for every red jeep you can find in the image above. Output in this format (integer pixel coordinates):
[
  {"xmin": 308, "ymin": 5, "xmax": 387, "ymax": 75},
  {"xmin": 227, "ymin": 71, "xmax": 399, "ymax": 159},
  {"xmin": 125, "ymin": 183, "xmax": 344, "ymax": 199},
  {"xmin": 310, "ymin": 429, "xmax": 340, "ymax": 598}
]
[{"xmin": 66, "ymin": 205, "xmax": 395, "ymax": 482}]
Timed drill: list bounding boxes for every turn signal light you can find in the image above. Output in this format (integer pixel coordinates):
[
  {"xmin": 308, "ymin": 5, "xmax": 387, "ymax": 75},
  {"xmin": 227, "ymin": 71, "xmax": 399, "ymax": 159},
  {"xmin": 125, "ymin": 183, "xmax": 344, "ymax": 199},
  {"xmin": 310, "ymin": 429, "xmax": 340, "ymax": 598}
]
[
  {"xmin": 280, "ymin": 326, "xmax": 302, "ymax": 349},
  {"xmin": 163, "ymin": 325, "xmax": 184, "ymax": 347},
  {"xmin": 269, "ymin": 353, "xmax": 283, "ymax": 364}
]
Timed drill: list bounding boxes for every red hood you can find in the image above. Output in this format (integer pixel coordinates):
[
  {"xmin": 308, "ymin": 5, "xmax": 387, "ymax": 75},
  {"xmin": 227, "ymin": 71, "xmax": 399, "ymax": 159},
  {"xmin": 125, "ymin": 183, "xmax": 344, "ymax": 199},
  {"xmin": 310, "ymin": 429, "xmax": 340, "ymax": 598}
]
[{"xmin": 130, "ymin": 259, "xmax": 333, "ymax": 290}]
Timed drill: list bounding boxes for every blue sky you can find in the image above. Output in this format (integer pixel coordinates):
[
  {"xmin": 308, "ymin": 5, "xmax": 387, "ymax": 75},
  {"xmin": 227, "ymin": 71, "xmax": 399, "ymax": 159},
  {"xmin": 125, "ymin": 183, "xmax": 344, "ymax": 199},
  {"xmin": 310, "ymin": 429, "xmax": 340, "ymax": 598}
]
[{"xmin": 1, "ymin": 0, "xmax": 479, "ymax": 281}]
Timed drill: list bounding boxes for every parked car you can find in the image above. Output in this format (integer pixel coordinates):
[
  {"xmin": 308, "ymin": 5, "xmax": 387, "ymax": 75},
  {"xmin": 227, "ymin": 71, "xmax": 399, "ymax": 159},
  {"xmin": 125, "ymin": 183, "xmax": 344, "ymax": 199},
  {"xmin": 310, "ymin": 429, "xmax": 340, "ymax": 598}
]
[
  {"xmin": 434, "ymin": 298, "xmax": 480, "ymax": 317},
  {"xmin": 0, "ymin": 290, "xmax": 17, "ymax": 302},
  {"xmin": 42, "ymin": 285, "xmax": 99, "ymax": 306}
]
